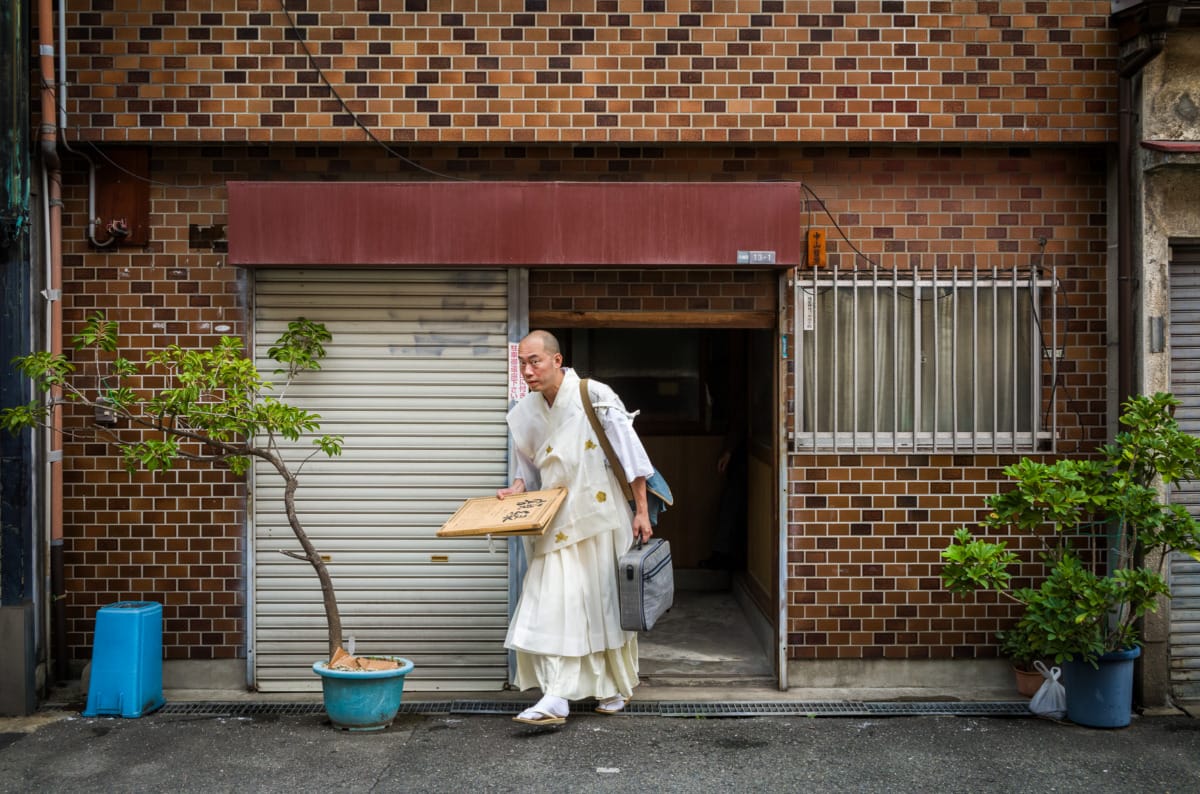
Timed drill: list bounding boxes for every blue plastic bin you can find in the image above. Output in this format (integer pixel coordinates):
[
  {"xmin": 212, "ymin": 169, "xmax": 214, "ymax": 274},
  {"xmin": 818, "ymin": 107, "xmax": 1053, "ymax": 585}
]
[{"xmin": 83, "ymin": 601, "xmax": 164, "ymax": 718}]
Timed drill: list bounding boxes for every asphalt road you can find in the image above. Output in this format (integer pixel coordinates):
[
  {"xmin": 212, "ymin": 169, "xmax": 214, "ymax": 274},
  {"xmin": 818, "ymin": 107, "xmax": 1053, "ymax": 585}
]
[{"xmin": 2, "ymin": 709, "xmax": 1198, "ymax": 793}]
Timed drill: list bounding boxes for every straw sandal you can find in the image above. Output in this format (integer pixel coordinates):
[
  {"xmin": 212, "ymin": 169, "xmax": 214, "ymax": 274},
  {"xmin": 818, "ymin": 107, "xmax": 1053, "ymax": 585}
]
[
  {"xmin": 512, "ymin": 709, "xmax": 566, "ymax": 726},
  {"xmin": 513, "ymin": 695, "xmax": 568, "ymax": 726},
  {"xmin": 594, "ymin": 695, "xmax": 631, "ymax": 715}
]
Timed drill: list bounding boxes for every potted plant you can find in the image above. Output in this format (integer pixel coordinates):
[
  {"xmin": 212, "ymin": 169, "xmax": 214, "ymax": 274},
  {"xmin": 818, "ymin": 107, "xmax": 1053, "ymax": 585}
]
[
  {"xmin": 996, "ymin": 623, "xmax": 1046, "ymax": 698},
  {"xmin": 939, "ymin": 524, "xmax": 1046, "ymax": 696},
  {"xmin": 940, "ymin": 393, "xmax": 1200, "ymax": 727},
  {"xmin": 1, "ymin": 313, "xmax": 414, "ymax": 730}
]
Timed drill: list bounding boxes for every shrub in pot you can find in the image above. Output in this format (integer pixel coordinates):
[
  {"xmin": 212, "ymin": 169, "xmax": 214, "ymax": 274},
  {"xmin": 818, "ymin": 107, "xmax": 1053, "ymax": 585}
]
[
  {"xmin": 996, "ymin": 623, "xmax": 1047, "ymax": 698},
  {"xmin": 940, "ymin": 393, "xmax": 1200, "ymax": 725},
  {"xmin": 1, "ymin": 313, "xmax": 413, "ymax": 729}
]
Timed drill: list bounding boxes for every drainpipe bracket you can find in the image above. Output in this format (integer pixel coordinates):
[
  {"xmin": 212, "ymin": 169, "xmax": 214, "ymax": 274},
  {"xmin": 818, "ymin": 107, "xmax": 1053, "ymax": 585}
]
[{"xmin": 41, "ymin": 288, "xmax": 61, "ymax": 301}]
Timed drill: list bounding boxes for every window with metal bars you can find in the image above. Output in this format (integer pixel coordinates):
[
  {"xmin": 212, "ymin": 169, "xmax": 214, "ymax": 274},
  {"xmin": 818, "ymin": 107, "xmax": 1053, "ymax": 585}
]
[{"xmin": 793, "ymin": 265, "xmax": 1057, "ymax": 453}]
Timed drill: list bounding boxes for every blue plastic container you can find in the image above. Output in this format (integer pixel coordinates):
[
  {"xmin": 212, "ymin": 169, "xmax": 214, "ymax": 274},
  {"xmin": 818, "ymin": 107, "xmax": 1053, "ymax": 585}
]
[
  {"xmin": 313, "ymin": 656, "xmax": 415, "ymax": 731},
  {"xmin": 1064, "ymin": 646, "xmax": 1141, "ymax": 728},
  {"xmin": 83, "ymin": 601, "xmax": 165, "ymax": 718}
]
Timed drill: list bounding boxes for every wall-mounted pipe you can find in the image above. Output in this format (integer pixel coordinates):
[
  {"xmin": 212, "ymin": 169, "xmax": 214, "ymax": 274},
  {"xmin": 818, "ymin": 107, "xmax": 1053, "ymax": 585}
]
[
  {"xmin": 36, "ymin": 0, "xmax": 66, "ymax": 683},
  {"xmin": 53, "ymin": 0, "xmax": 112, "ymax": 249},
  {"xmin": 1115, "ymin": 3, "xmax": 1179, "ymax": 406},
  {"xmin": 1111, "ymin": 0, "xmax": 1185, "ymax": 713}
]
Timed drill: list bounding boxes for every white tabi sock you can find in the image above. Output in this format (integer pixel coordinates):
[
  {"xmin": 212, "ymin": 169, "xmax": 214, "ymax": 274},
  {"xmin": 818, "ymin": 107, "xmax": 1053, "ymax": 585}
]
[{"xmin": 517, "ymin": 694, "xmax": 568, "ymax": 721}]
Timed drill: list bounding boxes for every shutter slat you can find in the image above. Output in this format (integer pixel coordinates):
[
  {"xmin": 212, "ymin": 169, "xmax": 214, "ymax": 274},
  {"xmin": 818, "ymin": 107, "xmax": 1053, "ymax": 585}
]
[
  {"xmin": 1169, "ymin": 254, "xmax": 1200, "ymax": 699},
  {"xmin": 253, "ymin": 268, "xmax": 511, "ymax": 692}
]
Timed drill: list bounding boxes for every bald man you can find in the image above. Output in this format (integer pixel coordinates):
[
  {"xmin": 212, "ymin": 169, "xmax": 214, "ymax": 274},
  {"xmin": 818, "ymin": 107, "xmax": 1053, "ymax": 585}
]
[{"xmin": 498, "ymin": 330, "xmax": 653, "ymax": 726}]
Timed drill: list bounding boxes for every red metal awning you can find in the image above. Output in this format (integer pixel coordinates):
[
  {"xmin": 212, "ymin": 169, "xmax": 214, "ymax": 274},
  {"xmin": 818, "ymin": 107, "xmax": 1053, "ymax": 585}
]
[
  {"xmin": 1141, "ymin": 140, "xmax": 1200, "ymax": 153},
  {"xmin": 226, "ymin": 181, "xmax": 802, "ymax": 267}
]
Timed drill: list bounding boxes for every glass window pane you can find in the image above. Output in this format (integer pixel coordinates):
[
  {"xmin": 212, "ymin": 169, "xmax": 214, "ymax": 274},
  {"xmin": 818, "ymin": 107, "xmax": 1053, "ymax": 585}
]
[{"xmin": 799, "ymin": 278, "xmax": 1037, "ymax": 443}]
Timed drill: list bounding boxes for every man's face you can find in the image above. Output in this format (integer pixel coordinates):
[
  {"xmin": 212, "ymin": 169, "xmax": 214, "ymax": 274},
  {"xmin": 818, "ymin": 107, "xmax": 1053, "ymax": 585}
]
[{"xmin": 517, "ymin": 340, "xmax": 561, "ymax": 393}]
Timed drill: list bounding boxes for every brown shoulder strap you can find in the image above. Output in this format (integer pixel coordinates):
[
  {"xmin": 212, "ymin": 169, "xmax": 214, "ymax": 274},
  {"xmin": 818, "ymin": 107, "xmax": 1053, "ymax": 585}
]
[{"xmin": 579, "ymin": 378, "xmax": 634, "ymax": 501}]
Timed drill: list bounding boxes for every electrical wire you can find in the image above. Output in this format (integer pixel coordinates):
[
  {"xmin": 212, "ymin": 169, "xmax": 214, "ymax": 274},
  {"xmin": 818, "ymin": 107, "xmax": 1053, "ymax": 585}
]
[
  {"xmin": 800, "ymin": 181, "xmax": 882, "ymax": 272},
  {"xmin": 81, "ymin": 140, "xmax": 206, "ymax": 190},
  {"xmin": 276, "ymin": 0, "xmax": 463, "ymax": 181},
  {"xmin": 50, "ymin": 2, "xmax": 463, "ymax": 189},
  {"xmin": 794, "ymin": 210, "xmax": 1073, "ymax": 449},
  {"xmin": 54, "ymin": 21, "xmax": 1090, "ymax": 449},
  {"xmin": 1029, "ymin": 264, "xmax": 1088, "ymax": 450},
  {"xmin": 45, "ymin": 78, "xmax": 216, "ymax": 192}
]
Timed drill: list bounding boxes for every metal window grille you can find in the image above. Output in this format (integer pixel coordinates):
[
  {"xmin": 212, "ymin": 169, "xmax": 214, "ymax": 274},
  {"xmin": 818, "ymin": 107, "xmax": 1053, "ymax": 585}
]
[{"xmin": 792, "ymin": 263, "xmax": 1057, "ymax": 453}]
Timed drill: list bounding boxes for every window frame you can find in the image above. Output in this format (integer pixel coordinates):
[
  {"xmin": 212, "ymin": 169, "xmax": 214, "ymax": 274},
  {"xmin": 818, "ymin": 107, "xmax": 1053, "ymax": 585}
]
[{"xmin": 791, "ymin": 264, "xmax": 1058, "ymax": 454}]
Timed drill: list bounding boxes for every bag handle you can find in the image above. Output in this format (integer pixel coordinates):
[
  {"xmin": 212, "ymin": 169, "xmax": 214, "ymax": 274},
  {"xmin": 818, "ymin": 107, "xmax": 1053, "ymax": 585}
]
[
  {"xmin": 1033, "ymin": 660, "xmax": 1060, "ymax": 681},
  {"xmin": 579, "ymin": 378, "xmax": 635, "ymax": 503}
]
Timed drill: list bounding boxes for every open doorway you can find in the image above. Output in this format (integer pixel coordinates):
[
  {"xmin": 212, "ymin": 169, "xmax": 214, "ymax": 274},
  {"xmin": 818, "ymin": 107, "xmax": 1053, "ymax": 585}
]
[{"xmin": 552, "ymin": 327, "xmax": 778, "ymax": 685}]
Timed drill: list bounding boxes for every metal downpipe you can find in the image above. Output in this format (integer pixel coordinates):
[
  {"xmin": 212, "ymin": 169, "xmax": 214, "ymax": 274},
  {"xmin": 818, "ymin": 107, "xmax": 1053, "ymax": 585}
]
[
  {"xmin": 1116, "ymin": 33, "xmax": 1167, "ymax": 407},
  {"xmin": 36, "ymin": 0, "xmax": 66, "ymax": 683}
]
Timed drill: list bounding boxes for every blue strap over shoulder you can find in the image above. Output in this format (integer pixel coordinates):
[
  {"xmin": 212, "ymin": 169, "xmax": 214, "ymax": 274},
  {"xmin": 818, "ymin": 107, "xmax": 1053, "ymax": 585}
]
[{"xmin": 645, "ymin": 468, "xmax": 673, "ymax": 527}]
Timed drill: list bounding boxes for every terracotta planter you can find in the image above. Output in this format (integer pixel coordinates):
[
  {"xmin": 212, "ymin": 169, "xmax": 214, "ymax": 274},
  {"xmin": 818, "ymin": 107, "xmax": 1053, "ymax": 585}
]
[{"xmin": 1013, "ymin": 665, "xmax": 1043, "ymax": 698}]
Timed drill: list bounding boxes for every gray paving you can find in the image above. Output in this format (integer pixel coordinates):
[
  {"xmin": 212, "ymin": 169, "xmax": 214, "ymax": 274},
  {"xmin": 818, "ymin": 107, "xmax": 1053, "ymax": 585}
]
[
  {"xmin": 1, "ymin": 701, "xmax": 1197, "ymax": 793},
  {"xmin": 5, "ymin": 586, "xmax": 1198, "ymax": 791}
]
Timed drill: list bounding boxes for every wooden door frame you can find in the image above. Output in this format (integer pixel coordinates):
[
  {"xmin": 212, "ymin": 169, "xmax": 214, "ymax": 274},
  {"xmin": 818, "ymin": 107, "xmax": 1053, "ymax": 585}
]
[{"xmin": 525, "ymin": 271, "xmax": 786, "ymax": 689}]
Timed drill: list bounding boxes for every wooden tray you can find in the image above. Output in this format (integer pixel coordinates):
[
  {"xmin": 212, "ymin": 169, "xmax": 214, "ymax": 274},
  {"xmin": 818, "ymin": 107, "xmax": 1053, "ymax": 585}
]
[{"xmin": 436, "ymin": 488, "xmax": 567, "ymax": 538}]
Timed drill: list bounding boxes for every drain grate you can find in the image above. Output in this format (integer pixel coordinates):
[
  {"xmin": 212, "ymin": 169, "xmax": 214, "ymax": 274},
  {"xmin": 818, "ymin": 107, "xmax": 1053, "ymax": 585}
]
[
  {"xmin": 400, "ymin": 701, "xmax": 453, "ymax": 715},
  {"xmin": 445, "ymin": 699, "xmax": 661, "ymax": 715},
  {"xmin": 658, "ymin": 701, "xmax": 873, "ymax": 718},
  {"xmin": 155, "ymin": 700, "xmax": 1030, "ymax": 719},
  {"xmin": 450, "ymin": 700, "xmax": 522, "ymax": 715},
  {"xmin": 866, "ymin": 701, "xmax": 1030, "ymax": 717},
  {"xmin": 158, "ymin": 702, "xmax": 326, "ymax": 717}
]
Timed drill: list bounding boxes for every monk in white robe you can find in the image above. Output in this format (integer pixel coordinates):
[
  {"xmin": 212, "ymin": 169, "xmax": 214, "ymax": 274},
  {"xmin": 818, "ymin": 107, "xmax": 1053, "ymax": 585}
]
[{"xmin": 498, "ymin": 330, "xmax": 653, "ymax": 726}]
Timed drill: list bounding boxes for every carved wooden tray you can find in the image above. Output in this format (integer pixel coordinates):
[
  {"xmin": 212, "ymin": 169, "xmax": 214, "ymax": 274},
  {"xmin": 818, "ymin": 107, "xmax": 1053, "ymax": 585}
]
[{"xmin": 436, "ymin": 488, "xmax": 567, "ymax": 537}]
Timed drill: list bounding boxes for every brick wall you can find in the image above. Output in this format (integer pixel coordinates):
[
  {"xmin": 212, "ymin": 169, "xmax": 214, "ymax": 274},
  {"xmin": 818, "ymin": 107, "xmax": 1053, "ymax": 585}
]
[
  {"xmin": 64, "ymin": 0, "xmax": 1118, "ymax": 145},
  {"xmin": 514, "ymin": 146, "xmax": 1111, "ymax": 662},
  {"xmin": 57, "ymin": 141, "xmax": 1107, "ymax": 665},
  {"xmin": 530, "ymin": 267, "xmax": 777, "ymax": 314},
  {"xmin": 788, "ymin": 453, "xmax": 1038, "ymax": 661},
  {"xmin": 61, "ymin": 189, "xmax": 245, "ymax": 661},
  {"xmin": 776, "ymin": 145, "xmax": 1110, "ymax": 662}
]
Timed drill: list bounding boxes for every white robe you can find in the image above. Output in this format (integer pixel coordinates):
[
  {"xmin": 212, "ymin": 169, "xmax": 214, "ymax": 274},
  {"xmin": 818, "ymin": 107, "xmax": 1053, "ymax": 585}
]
[{"xmin": 504, "ymin": 368, "xmax": 653, "ymax": 700}]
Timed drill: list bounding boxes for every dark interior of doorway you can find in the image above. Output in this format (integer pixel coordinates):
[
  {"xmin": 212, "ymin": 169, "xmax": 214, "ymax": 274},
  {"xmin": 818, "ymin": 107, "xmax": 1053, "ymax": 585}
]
[{"xmin": 551, "ymin": 327, "xmax": 775, "ymax": 685}]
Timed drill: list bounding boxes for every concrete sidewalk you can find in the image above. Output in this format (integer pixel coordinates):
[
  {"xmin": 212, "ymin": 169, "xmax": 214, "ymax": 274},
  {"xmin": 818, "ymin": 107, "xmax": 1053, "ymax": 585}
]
[{"xmin": 2, "ymin": 683, "xmax": 1197, "ymax": 794}]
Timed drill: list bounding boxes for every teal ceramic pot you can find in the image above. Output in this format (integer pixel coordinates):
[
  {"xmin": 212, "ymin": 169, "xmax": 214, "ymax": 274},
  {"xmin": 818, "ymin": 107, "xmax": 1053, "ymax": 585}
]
[{"xmin": 312, "ymin": 656, "xmax": 415, "ymax": 731}]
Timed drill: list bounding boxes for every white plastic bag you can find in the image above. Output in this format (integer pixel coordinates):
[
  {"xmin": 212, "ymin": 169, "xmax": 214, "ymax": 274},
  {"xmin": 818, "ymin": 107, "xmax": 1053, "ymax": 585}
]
[{"xmin": 1028, "ymin": 660, "xmax": 1066, "ymax": 720}]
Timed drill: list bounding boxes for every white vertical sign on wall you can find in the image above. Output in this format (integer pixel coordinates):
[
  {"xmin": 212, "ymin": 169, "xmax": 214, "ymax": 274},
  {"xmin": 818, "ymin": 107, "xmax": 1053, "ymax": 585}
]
[{"xmin": 509, "ymin": 342, "xmax": 528, "ymax": 402}]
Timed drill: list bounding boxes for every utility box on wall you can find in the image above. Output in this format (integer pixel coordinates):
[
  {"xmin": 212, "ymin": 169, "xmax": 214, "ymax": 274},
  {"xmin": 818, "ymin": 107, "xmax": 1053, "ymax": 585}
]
[
  {"xmin": 0, "ymin": 602, "xmax": 37, "ymax": 716},
  {"xmin": 93, "ymin": 147, "xmax": 151, "ymax": 247}
]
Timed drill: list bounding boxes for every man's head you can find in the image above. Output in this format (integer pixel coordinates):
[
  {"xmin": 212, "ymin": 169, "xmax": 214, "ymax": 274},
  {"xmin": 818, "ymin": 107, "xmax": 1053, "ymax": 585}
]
[{"xmin": 517, "ymin": 330, "xmax": 564, "ymax": 397}]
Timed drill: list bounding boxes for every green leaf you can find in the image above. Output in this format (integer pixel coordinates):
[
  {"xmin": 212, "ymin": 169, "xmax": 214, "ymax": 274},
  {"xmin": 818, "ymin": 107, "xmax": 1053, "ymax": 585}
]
[{"xmin": 939, "ymin": 528, "xmax": 1020, "ymax": 594}]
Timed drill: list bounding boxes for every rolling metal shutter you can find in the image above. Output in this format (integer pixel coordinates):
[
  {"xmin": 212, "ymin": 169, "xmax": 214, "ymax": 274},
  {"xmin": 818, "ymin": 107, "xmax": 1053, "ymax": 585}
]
[
  {"xmin": 1170, "ymin": 246, "xmax": 1200, "ymax": 700},
  {"xmin": 251, "ymin": 269, "xmax": 511, "ymax": 692}
]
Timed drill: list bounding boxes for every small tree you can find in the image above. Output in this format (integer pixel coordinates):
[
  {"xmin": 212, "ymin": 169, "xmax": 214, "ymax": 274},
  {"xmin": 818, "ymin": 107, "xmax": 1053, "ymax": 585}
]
[
  {"xmin": 941, "ymin": 393, "xmax": 1200, "ymax": 665},
  {"xmin": 1, "ymin": 313, "xmax": 347, "ymax": 659}
]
